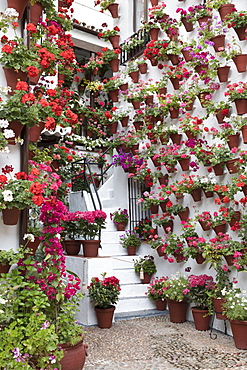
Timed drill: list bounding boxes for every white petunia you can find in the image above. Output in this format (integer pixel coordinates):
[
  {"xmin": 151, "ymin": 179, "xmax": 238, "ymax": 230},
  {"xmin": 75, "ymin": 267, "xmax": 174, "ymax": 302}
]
[{"xmin": 2, "ymin": 190, "xmax": 13, "ymax": 202}]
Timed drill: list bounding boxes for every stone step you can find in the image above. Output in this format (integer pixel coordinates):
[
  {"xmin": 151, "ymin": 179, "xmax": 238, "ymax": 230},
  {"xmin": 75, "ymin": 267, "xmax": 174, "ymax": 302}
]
[{"xmin": 116, "ymin": 295, "xmax": 156, "ymax": 313}]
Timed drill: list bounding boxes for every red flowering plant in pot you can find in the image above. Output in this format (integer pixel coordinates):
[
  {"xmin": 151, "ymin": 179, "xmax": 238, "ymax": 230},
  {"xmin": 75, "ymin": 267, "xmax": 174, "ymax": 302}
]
[
  {"xmin": 184, "ymin": 236, "xmax": 208, "ymax": 261},
  {"xmin": 110, "ymin": 208, "xmax": 129, "ymax": 231},
  {"xmin": 97, "ymin": 25, "xmax": 120, "ymax": 42},
  {"xmin": 160, "ymin": 231, "xmax": 187, "ymax": 263},
  {"xmin": 146, "ymin": 276, "xmax": 169, "ymax": 309},
  {"xmin": 143, "ymin": 39, "xmax": 170, "ymax": 65},
  {"xmin": 188, "ymin": 274, "xmax": 216, "ymax": 310}
]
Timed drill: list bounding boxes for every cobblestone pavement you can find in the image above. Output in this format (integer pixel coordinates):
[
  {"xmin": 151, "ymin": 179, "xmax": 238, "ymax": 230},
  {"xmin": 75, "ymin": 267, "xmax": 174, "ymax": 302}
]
[{"xmin": 82, "ymin": 315, "xmax": 247, "ymax": 370}]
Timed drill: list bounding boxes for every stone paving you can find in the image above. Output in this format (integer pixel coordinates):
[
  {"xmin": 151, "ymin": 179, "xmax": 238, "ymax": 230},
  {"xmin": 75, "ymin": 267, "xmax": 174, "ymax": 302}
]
[{"xmin": 82, "ymin": 315, "xmax": 247, "ymax": 370}]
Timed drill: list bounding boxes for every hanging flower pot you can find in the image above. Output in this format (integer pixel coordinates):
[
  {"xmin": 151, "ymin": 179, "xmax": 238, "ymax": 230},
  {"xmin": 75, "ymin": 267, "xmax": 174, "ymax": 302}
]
[
  {"xmin": 232, "ymin": 54, "xmax": 247, "ymax": 73},
  {"xmin": 174, "ymin": 252, "xmax": 185, "ymax": 263},
  {"xmin": 7, "ymin": 0, "xmax": 29, "ymax": 19},
  {"xmin": 204, "ymin": 190, "xmax": 214, "ymax": 198},
  {"xmin": 138, "ymin": 62, "xmax": 148, "ymax": 74},
  {"xmin": 168, "ymin": 54, "xmax": 180, "ymax": 65},
  {"xmin": 195, "ymin": 253, "xmax": 206, "ymax": 264},
  {"xmin": 199, "ymin": 220, "xmax": 211, "ymax": 232},
  {"xmin": 150, "ymin": 204, "xmax": 159, "ymax": 214},
  {"xmin": 2, "ymin": 207, "xmax": 21, "ymax": 225},
  {"xmin": 150, "ymin": 59, "xmax": 158, "ymax": 67},
  {"xmin": 166, "ymin": 28, "xmax": 179, "ymax": 41},
  {"xmin": 210, "ymin": 35, "xmax": 225, "ymax": 52},
  {"xmin": 218, "ymin": 4, "xmax": 235, "ymax": 21},
  {"xmin": 178, "ymin": 157, "xmax": 190, "ymax": 171},
  {"xmin": 145, "ymin": 95, "xmax": 154, "ymax": 106},
  {"xmin": 109, "ymin": 122, "xmax": 118, "ymax": 134},
  {"xmin": 213, "ymin": 163, "xmax": 225, "ymax": 176},
  {"xmin": 3, "ymin": 68, "xmax": 28, "ymax": 93},
  {"xmin": 217, "ymin": 66, "xmax": 230, "ymax": 83},
  {"xmin": 129, "ymin": 71, "xmax": 139, "ymax": 83},
  {"xmin": 109, "ymin": 35, "xmax": 120, "ymax": 49},
  {"xmin": 157, "ymin": 246, "xmax": 166, "ymax": 257},
  {"xmin": 149, "ymin": 28, "xmax": 160, "ymax": 41},
  {"xmin": 216, "ymin": 109, "xmax": 229, "ymax": 123},
  {"xmin": 29, "ymin": 122, "xmax": 45, "ymax": 143},
  {"xmin": 63, "ymin": 240, "xmax": 81, "ymax": 256},
  {"xmin": 185, "ymin": 130, "xmax": 197, "ymax": 140},
  {"xmin": 212, "ymin": 298, "xmax": 227, "ymax": 320},
  {"xmin": 121, "ymin": 116, "xmax": 129, "ymax": 127},
  {"xmin": 178, "ymin": 207, "xmax": 189, "ymax": 221},
  {"xmin": 109, "ymin": 58, "xmax": 120, "ymax": 73},
  {"xmin": 224, "ymin": 254, "xmax": 235, "ymax": 266},
  {"xmin": 156, "ymin": 298, "xmax": 167, "ymax": 311},
  {"xmin": 197, "ymin": 16, "xmax": 212, "ymax": 28},
  {"xmin": 170, "ymin": 77, "xmax": 181, "ymax": 90},
  {"xmin": 235, "ymin": 99, "xmax": 247, "ymax": 115},
  {"xmin": 230, "ymin": 211, "xmax": 241, "ymax": 227},
  {"xmin": 7, "ymin": 120, "xmax": 24, "ymax": 145},
  {"xmin": 119, "ymin": 82, "xmax": 128, "ymax": 91},
  {"xmin": 133, "ymin": 121, "xmax": 143, "ymax": 131},
  {"xmin": 150, "ymin": 0, "xmax": 158, "ymax": 5},
  {"xmin": 185, "ymin": 100, "xmax": 195, "ymax": 111},
  {"xmin": 191, "ymin": 188, "xmax": 202, "ymax": 202},
  {"xmin": 213, "ymin": 224, "xmax": 226, "ymax": 235},
  {"xmin": 170, "ymin": 133, "xmax": 182, "ymax": 144},
  {"xmin": 162, "ymin": 220, "xmax": 174, "ymax": 234},
  {"xmin": 227, "ymin": 133, "xmax": 240, "ymax": 149},
  {"xmin": 107, "ymin": 3, "xmax": 119, "ymax": 18},
  {"xmin": 234, "ymin": 26, "xmax": 247, "ymax": 41},
  {"xmin": 241, "ymin": 124, "xmax": 247, "ymax": 143},
  {"xmin": 181, "ymin": 18, "xmax": 194, "ymax": 32},
  {"xmin": 169, "ymin": 108, "xmax": 179, "ymax": 119},
  {"xmin": 131, "ymin": 100, "xmax": 141, "ymax": 109},
  {"xmin": 226, "ymin": 158, "xmax": 240, "ymax": 174},
  {"xmin": 167, "ymin": 299, "xmax": 188, "ymax": 323},
  {"xmin": 158, "ymin": 174, "xmax": 169, "ymax": 186},
  {"xmin": 159, "ymin": 199, "xmax": 169, "ymax": 213},
  {"xmin": 108, "ymin": 89, "xmax": 119, "ymax": 102},
  {"xmin": 182, "ymin": 48, "xmax": 193, "ymax": 62},
  {"xmin": 159, "ymin": 87, "xmax": 167, "ymax": 95},
  {"xmin": 131, "ymin": 144, "xmax": 139, "ymax": 155},
  {"xmin": 191, "ymin": 308, "xmax": 212, "ymax": 331},
  {"xmin": 197, "ymin": 92, "xmax": 210, "ymax": 108},
  {"xmin": 194, "ymin": 64, "xmax": 209, "ymax": 76},
  {"xmin": 30, "ymin": 1, "xmax": 43, "ymax": 26},
  {"xmin": 95, "ymin": 306, "xmax": 115, "ymax": 328}
]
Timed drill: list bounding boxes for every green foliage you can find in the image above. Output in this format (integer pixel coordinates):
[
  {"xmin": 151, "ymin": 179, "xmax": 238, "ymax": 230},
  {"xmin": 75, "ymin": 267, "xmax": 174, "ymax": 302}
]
[
  {"xmin": 164, "ymin": 273, "xmax": 190, "ymax": 302},
  {"xmin": 0, "ymin": 248, "xmax": 24, "ymax": 265},
  {"xmin": 134, "ymin": 256, "xmax": 157, "ymax": 275},
  {"xmin": 119, "ymin": 230, "xmax": 141, "ymax": 248},
  {"xmin": 222, "ymin": 288, "xmax": 247, "ymax": 321},
  {"xmin": 146, "ymin": 276, "xmax": 169, "ymax": 301},
  {"xmin": 0, "ymin": 179, "xmax": 34, "ymax": 210},
  {"xmin": 88, "ymin": 272, "xmax": 121, "ymax": 309}
]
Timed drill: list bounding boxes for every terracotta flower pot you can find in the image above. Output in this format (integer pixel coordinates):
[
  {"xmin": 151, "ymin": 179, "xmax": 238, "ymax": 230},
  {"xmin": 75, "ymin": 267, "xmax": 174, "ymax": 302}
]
[
  {"xmin": 138, "ymin": 63, "xmax": 148, "ymax": 74},
  {"xmin": 82, "ymin": 240, "xmax": 100, "ymax": 257},
  {"xmin": 167, "ymin": 299, "xmax": 188, "ymax": 323},
  {"xmin": 232, "ymin": 54, "xmax": 247, "ymax": 73},
  {"xmin": 217, "ymin": 65, "xmax": 230, "ymax": 82},
  {"xmin": 109, "ymin": 58, "xmax": 119, "ymax": 72},
  {"xmin": 210, "ymin": 35, "xmax": 225, "ymax": 52},
  {"xmin": 230, "ymin": 211, "xmax": 241, "ymax": 227},
  {"xmin": 235, "ymin": 99, "xmax": 247, "ymax": 115},
  {"xmin": 3, "ymin": 68, "xmax": 28, "ymax": 93},
  {"xmin": 29, "ymin": 122, "xmax": 45, "ymax": 143},
  {"xmin": 116, "ymin": 222, "xmax": 127, "ymax": 231},
  {"xmin": 191, "ymin": 188, "xmax": 202, "ymax": 202},
  {"xmin": 170, "ymin": 77, "xmax": 181, "ymax": 90},
  {"xmin": 227, "ymin": 133, "xmax": 240, "ymax": 149},
  {"xmin": 149, "ymin": 28, "xmax": 160, "ymax": 41},
  {"xmin": 191, "ymin": 308, "xmax": 212, "ymax": 331},
  {"xmin": 127, "ymin": 246, "xmax": 136, "ymax": 256},
  {"xmin": 213, "ymin": 163, "xmax": 225, "ymax": 176},
  {"xmin": 178, "ymin": 157, "xmax": 190, "ymax": 171},
  {"xmin": 60, "ymin": 335, "xmax": 87, "ymax": 370},
  {"xmin": 107, "ymin": 3, "xmax": 119, "ymax": 18},
  {"xmin": 121, "ymin": 116, "xmax": 129, "ymax": 127},
  {"xmin": 196, "ymin": 253, "xmax": 206, "ymax": 265},
  {"xmin": 7, "ymin": 0, "xmax": 29, "ymax": 19},
  {"xmin": 129, "ymin": 71, "xmax": 139, "ymax": 83},
  {"xmin": 181, "ymin": 18, "xmax": 194, "ymax": 32},
  {"xmin": 170, "ymin": 133, "xmax": 182, "ymax": 144},
  {"xmin": 95, "ymin": 305, "xmax": 115, "ymax": 328},
  {"xmin": 218, "ymin": 4, "xmax": 235, "ymax": 21},
  {"xmin": 63, "ymin": 240, "xmax": 81, "ymax": 256},
  {"xmin": 2, "ymin": 207, "xmax": 21, "ymax": 225},
  {"xmin": 226, "ymin": 158, "xmax": 240, "ymax": 174},
  {"xmin": 212, "ymin": 298, "xmax": 227, "ymax": 320},
  {"xmin": 109, "ymin": 35, "xmax": 120, "ymax": 49},
  {"xmin": 108, "ymin": 89, "xmax": 119, "ymax": 102},
  {"xmin": 177, "ymin": 207, "xmax": 189, "ymax": 221},
  {"xmin": 30, "ymin": 1, "xmax": 43, "ymax": 26},
  {"xmin": 229, "ymin": 320, "xmax": 247, "ymax": 349},
  {"xmin": 141, "ymin": 273, "xmax": 152, "ymax": 284},
  {"xmin": 156, "ymin": 298, "xmax": 167, "ymax": 311},
  {"xmin": 169, "ymin": 108, "xmax": 179, "ymax": 119},
  {"xmin": 0, "ymin": 262, "xmax": 11, "ymax": 275},
  {"xmin": 7, "ymin": 120, "xmax": 24, "ymax": 145},
  {"xmin": 168, "ymin": 54, "xmax": 180, "ymax": 65},
  {"xmin": 213, "ymin": 224, "xmax": 226, "ymax": 235},
  {"xmin": 234, "ymin": 26, "xmax": 247, "ymax": 41},
  {"xmin": 182, "ymin": 48, "xmax": 193, "ymax": 62}
]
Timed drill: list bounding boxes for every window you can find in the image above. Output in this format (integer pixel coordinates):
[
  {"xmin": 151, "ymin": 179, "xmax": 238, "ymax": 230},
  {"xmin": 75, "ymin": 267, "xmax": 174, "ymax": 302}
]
[{"xmin": 133, "ymin": 0, "xmax": 148, "ymax": 33}]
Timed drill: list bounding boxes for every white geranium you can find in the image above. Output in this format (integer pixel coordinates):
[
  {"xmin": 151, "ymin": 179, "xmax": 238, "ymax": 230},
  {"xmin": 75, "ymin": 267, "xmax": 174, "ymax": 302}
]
[
  {"xmin": 23, "ymin": 234, "xmax": 35, "ymax": 243},
  {"xmin": 2, "ymin": 190, "xmax": 13, "ymax": 202},
  {"xmin": 4, "ymin": 8, "xmax": 19, "ymax": 18},
  {"xmin": 3, "ymin": 129, "xmax": 14, "ymax": 139},
  {"xmin": 0, "ymin": 120, "xmax": 9, "ymax": 129}
]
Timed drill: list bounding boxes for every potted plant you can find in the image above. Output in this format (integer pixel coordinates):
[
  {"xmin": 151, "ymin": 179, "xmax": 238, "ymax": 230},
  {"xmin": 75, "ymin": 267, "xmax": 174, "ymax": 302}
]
[
  {"xmin": 102, "ymin": 47, "xmax": 121, "ymax": 71},
  {"xmin": 94, "ymin": 0, "xmax": 118, "ymax": 18},
  {"xmin": 225, "ymin": 82, "xmax": 247, "ymax": 115},
  {"xmin": 0, "ymin": 248, "xmax": 24, "ymax": 274},
  {"xmin": 225, "ymin": 9, "xmax": 247, "ymax": 40},
  {"xmin": 188, "ymin": 274, "xmax": 215, "ymax": 331},
  {"xmin": 146, "ymin": 276, "xmax": 169, "ymax": 311},
  {"xmin": 163, "ymin": 272, "xmax": 190, "ymax": 323},
  {"xmin": 161, "ymin": 231, "xmax": 187, "ymax": 263},
  {"xmin": 134, "ymin": 255, "xmax": 157, "ymax": 284},
  {"xmin": 143, "ymin": 39, "xmax": 170, "ymax": 65},
  {"xmin": 60, "ymin": 210, "xmax": 87, "ymax": 255},
  {"xmin": 119, "ymin": 230, "xmax": 141, "ymax": 255},
  {"xmin": 87, "ymin": 272, "xmax": 121, "ymax": 328},
  {"xmin": 221, "ymin": 287, "xmax": 247, "ymax": 349},
  {"xmin": 78, "ymin": 210, "xmax": 107, "ymax": 257},
  {"xmin": 110, "ymin": 208, "xmax": 129, "ymax": 231}
]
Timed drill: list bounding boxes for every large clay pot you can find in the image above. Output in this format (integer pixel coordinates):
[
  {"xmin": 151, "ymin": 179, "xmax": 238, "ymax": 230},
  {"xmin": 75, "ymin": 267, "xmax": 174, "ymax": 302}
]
[
  {"xmin": 2, "ymin": 207, "xmax": 21, "ymax": 225},
  {"xmin": 167, "ymin": 299, "xmax": 188, "ymax": 323},
  {"xmin": 7, "ymin": 0, "xmax": 29, "ymax": 19},
  {"xmin": 212, "ymin": 297, "xmax": 227, "ymax": 320},
  {"xmin": 63, "ymin": 240, "xmax": 81, "ymax": 256},
  {"xmin": 95, "ymin": 305, "xmax": 115, "ymax": 328},
  {"xmin": 60, "ymin": 334, "xmax": 87, "ymax": 369},
  {"xmin": 156, "ymin": 298, "xmax": 167, "ymax": 311},
  {"xmin": 82, "ymin": 240, "xmax": 100, "ymax": 257},
  {"xmin": 191, "ymin": 308, "xmax": 212, "ymax": 331},
  {"xmin": 229, "ymin": 320, "xmax": 247, "ymax": 349}
]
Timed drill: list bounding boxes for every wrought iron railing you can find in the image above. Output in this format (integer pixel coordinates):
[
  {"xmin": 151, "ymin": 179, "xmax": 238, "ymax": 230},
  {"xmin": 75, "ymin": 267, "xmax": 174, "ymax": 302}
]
[
  {"xmin": 128, "ymin": 178, "xmax": 150, "ymax": 231},
  {"xmin": 120, "ymin": 29, "xmax": 150, "ymax": 65}
]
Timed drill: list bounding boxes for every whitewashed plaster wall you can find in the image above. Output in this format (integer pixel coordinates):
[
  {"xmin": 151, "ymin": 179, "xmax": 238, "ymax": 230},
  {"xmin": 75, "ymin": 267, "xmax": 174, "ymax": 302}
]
[{"xmin": 112, "ymin": 0, "xmax": 247, "ymax": 332}]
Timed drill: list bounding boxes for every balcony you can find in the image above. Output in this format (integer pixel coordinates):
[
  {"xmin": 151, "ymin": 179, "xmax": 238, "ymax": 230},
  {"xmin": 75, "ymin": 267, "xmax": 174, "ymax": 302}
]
[{"xmin": 120, "ymin": 29, "xmax": 150, "ymax": 65}]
